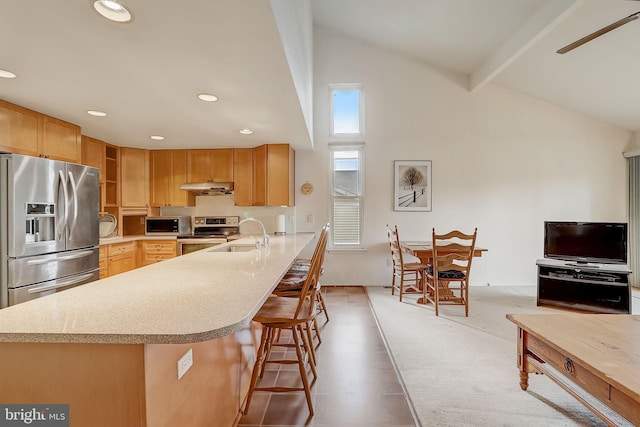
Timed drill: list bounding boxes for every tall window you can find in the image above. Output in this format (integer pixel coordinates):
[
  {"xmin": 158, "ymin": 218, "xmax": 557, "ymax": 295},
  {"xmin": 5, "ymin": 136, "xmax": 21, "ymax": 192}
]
[
  {"xmin": 330, "ymin": 83, "xmax": 364, "ymax": 141},
  {"xmin": 330, "ymin": 145, "xmax": 364, "ymax": 249},
  {"xmin": 329, "ymin": 84, "xmax": 364, "ymax": 249}
]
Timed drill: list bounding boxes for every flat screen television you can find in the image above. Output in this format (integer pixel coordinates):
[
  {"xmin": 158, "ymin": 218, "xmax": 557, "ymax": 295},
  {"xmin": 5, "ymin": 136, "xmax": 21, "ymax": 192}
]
[{"xmin": 544, "ymin": 221, "xmax": 628, "ymax": 265}]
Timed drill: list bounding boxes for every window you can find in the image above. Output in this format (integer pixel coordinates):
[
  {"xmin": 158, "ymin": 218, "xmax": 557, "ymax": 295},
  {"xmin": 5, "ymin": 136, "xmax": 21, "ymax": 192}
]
[
  {"xmin": 330, "ymin": 83, "xmax": 364, "ymax": 141},
  {"xmin": 330, "ymin": 145, "xmax": 364, "ymax": 249}
]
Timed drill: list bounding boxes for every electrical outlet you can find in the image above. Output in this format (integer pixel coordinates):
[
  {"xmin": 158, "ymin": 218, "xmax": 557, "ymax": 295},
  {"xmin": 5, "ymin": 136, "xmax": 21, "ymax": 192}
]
[
  {"xmin": 177, "ymin": 348, "xmax": 193, "ymax": 380},
  {"xmin": 307, "ymin": 214, "xmax": 313, "ymax": 223}
]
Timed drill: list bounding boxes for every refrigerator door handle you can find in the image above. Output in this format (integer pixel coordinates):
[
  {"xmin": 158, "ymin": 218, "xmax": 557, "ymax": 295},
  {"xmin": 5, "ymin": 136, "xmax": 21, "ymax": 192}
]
[
  {"xmin": 27, "ymin": 272, "xmax": 96, "ymax": 294},
  {"xmin": 57, "ymin": 170, "xmax": 69, "ymax": 240},
  {"xmin": 26, "ymin": 249, "xmax": 95, "ymax": 265},
  {"xmin": 67, "ymin": 170, "xmax": 78, "ymax": 239}
]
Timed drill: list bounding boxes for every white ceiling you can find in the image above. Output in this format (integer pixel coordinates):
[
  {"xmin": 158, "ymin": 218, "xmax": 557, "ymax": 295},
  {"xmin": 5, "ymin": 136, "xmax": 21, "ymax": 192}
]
[
  {"xmin": 0, "ymin": 0, "xmax": 311, "ymax": 150},
  {"xmin": 313, "ymin": 0, "xmax": 640, "ymax": 132},
  {"xmin": 1, "ymin": 0, "xmax": 640, "ymax": 153}
]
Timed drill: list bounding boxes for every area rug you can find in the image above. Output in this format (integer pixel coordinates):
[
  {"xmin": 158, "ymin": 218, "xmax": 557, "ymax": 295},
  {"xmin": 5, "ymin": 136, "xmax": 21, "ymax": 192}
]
[{"xmin": 366, "ymin": 286, "xmax": 617, "ymax": 427}]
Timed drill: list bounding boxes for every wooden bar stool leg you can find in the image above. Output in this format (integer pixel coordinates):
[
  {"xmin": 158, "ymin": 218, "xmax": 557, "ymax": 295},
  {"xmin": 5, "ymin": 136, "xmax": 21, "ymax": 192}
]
[
  {"xmin": 317, "ymin": 291, "xmax": 330, "ymax": 323},
  {"xmin": 292, "ymin": 324, "xmax": 314, "ymax": 416},
  {"xmin": 244, "ymin": 325, "xmax": 271, "ymax": 414},
  {"xmin": 303, "ymin": 321, "xmax": 317, "ymax": 368}
]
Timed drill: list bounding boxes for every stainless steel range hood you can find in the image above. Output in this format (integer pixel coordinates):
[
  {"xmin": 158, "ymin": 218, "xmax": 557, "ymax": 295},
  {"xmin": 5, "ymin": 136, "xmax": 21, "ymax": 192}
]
[{"xmin": 180, "ymin": 182, "xmax": 234, "ymax": 196}]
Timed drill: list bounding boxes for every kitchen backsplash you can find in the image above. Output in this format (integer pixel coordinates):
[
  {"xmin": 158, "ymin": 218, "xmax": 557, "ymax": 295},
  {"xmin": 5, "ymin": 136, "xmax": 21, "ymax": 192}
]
[{"xmin": 160, "ymin": 196, "xmax": 296, "ymax": 234}]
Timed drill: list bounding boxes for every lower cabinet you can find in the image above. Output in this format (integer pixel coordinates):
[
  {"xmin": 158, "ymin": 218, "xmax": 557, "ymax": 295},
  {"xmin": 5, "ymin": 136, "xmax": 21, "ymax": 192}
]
[
  {"xmin": 101, "ymin": 239, "xmax": 176, "ymax": 277},
  {"xmin": 104, "ymin": 241, "xmax": 137, "ymax": 277},
  {"xmin": 99, "ymin": 246, "xmax": 108, "ymax": 279},
  {"xmin": 141, "ymin": 240, "xmax": 177, "ymax": 266}
]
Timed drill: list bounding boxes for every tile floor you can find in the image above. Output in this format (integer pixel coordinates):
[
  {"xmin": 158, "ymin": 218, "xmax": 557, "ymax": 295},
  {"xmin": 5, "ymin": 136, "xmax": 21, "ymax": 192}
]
[{"xmin": 238, "ymin": 286, "xmax": 417, "ymax": 427}]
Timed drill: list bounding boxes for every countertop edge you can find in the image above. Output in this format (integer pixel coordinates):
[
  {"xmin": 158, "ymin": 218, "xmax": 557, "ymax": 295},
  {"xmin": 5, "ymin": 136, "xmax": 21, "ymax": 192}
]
[{"xmin": 0, "ymin": 233, "xmax": 315, "ymax": 345}]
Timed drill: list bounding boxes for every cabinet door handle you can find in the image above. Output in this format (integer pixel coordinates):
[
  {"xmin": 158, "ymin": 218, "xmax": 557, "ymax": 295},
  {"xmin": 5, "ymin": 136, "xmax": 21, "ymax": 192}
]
[{"xmin": 563, "ymin": 358, "xmax": 574, "ymax": 374}]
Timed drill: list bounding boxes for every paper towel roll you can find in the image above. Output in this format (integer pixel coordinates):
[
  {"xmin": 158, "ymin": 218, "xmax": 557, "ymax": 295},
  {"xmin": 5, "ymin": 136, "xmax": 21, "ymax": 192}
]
[{"xmin": 275, "ymin": 214, "xmax": 286, "ymax": 235}]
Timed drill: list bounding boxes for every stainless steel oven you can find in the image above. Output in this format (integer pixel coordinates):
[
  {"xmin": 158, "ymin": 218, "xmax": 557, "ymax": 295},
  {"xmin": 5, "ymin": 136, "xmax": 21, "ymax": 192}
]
[
  {"xmin": 177, "ymin": 216, "xmax": 240, "ymax": 255},
  {"xmin": 178, "ymin": 238, "xmax": 227, "ymax": 255}
]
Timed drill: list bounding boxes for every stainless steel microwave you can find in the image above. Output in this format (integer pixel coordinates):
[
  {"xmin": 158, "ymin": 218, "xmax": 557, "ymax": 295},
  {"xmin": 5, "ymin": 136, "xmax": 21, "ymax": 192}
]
[{"xmin": 145, "ymin": 216, "xmax": 191, "ymax": 236}]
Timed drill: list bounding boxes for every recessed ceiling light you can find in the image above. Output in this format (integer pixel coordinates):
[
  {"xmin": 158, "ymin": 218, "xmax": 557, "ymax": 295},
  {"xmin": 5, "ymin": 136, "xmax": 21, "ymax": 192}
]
[
  {"xmin": 198, "ymin": 93, "xmax": 218, "ymax": 102},
  {"xmin": 0, "ymin": 69, "xmax": 16, "ymax": 79},
  {"xmin": 239, "ymin": 129, "xmax": 253, "ymax": 135},
  {"xmin": 87, "ymin": 110, "xmax": 107, "ymax": 117},
  {"xmin": 150, "ymin": 135, "xmax": 165, "ymax": 141},
  {"xmin": 92, "ymin": 0, "xmax": 133, "ymax": 23}
]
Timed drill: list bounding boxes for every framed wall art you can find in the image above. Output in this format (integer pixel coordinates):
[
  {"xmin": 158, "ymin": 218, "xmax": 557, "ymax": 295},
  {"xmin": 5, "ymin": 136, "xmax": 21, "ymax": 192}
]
[{"xmin": 394, "ymin": 160, "xmax": 432, "ymax": 212}]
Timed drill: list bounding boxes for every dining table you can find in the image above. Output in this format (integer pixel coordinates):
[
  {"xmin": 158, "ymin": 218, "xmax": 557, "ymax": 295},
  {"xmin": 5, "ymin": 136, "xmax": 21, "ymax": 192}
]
[{"xmin": 400, "ymin": 241, "xmax": 488, "ymax": 304}]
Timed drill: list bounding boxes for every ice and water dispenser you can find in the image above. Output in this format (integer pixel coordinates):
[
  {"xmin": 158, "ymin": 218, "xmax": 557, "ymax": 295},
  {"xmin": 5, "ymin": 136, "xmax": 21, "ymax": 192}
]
[{"xmin": 25, "ymin": 203, "xmax": 55, "ymax": 243}]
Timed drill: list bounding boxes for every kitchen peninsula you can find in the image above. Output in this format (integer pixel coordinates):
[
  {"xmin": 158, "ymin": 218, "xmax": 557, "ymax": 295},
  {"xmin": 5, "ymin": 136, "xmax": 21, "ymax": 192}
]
[{"xmin": 0, "ymin": 233, "xmax": 314, "ymax": 427}]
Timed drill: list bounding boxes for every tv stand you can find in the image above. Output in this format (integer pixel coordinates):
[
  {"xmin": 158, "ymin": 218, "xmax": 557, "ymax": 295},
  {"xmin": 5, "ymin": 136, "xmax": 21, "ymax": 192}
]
[{"xmin": 536, "ymin": 258, "xmax": 631, "ymax": 314}]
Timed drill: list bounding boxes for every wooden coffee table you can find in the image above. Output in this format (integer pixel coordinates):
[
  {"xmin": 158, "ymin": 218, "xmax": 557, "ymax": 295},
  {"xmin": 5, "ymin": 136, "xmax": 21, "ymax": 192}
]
[{"xmin": 506, "ymin": 314, "xmax": 640, "ymax": 426}]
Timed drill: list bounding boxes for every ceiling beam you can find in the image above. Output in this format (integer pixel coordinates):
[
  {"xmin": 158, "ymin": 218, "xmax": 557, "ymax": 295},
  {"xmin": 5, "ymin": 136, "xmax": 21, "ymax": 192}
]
[{"xmin": 469, "ymin": 0, "xmax": 584, "ymax": 92}]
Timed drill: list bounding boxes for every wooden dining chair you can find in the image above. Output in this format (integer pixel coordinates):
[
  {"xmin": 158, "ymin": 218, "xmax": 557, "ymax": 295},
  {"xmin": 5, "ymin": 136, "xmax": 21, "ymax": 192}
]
[
  {"xmin": 424, "ymin": 228, "xmax": 477, "ymax": 316},
  {"xmin": 243, "ymin": 231, "xmax": 324, "ymax": 417},
  {"xmin": 386, "ymin": 224, "xmax": 428, "ymax": 302}
]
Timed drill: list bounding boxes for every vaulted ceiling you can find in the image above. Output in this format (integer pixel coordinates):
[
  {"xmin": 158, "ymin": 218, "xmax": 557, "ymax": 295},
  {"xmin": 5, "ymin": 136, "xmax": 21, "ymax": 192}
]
[{"xmin": 1, "ymin": 0, "xmax": 639, "ymax": 153}]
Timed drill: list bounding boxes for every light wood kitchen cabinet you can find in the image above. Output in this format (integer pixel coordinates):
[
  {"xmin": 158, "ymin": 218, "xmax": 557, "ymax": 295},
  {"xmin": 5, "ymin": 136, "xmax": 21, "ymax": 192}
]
[
  {"xmin": 252, "ymin": 145, "xmax": 267, "ymax": 206},
  {"xmin": 104, "ymin": 144, "xmax": 120, "ymax": 207},
  {"xmin": 41, "ymin": 115, "xmax": 81, "ymax": 163},
  {"xmin": 187, "ymin": 149, "xmax": 233, "ymax": 183},
  {"xmin": 233, "ymin": 148, "xmax": 253, "ymax": 206},
  {"xmin": 252, "ymin": 144, "xmax": 295, "ymax": 207},
  {"xmin": 120, "ymin": 147, "xmax": 149, "ymax": 208},
  {"xmin": 150, "ymin": 150, "xmax": 194, "ymax": 207},
  {"xmin": 0, "ymin": 99, "xmax": 81, "ymax": 162},
  {"xmin": 81, "ymin": 136, "xmax": 106, "ymax": 183},
  {"xmin": 82, "ymin": 136, "xmax": 107, "ymax": 211},
  {"xmin": 106, "ymin": 241, "xmax": 136, "ymax": 277},
  {"xmin": 99, "ymin": 246, "xmax": 108, "ymax": 279},
  {"xmin": 140, "ymin": 240, "xmax": 177, "ymax": 266},
  {"xmin": 0, "ymin": 99, "xmax": 40, "ymax": 157}
]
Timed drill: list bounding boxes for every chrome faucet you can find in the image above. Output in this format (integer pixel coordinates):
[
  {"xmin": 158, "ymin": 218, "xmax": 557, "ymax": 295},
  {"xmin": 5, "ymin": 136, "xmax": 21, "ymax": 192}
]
[{"xmin": 239, "ymin": 217, "xmax": 270, "ymax": 247}]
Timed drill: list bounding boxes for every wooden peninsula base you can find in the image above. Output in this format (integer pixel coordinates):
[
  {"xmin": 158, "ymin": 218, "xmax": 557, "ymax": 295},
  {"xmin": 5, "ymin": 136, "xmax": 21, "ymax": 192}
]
[{"xmin": 0, "ymin": 323, "xmax": 259, "ymax": 427}]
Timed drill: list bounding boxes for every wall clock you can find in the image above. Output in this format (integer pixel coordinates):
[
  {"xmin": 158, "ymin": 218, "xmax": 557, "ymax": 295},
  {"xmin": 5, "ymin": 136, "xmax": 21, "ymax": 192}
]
[{"xmin": 301, "ymin": 182, "xmax": 314, "ymax": 195}]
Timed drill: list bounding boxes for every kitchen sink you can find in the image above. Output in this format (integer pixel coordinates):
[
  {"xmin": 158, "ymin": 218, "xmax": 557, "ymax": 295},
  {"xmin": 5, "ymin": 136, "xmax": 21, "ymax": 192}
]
[{"xmin": 210, "ymin": 244, "xmax": 257, "ymax": 253}]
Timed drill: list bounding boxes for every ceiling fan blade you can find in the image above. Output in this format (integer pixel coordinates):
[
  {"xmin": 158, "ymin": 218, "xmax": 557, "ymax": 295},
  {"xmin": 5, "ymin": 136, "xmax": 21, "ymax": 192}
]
[{"xmin": 557, "ymin": 12, "xmax": 640, "ymax": 54}]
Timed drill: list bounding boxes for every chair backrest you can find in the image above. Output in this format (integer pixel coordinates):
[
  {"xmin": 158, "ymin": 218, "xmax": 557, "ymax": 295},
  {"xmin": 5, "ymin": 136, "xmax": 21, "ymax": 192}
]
[
  {"xmin": 431, "ymin": 228, "xmax": 477, "ymax": 278},
  {"xmin": 294, "ymin": 225, "xmax": 329, "ymax": 319},
  {"xmin": 386, "ymin": 224, "xmax": 405, "ymax": 271}
]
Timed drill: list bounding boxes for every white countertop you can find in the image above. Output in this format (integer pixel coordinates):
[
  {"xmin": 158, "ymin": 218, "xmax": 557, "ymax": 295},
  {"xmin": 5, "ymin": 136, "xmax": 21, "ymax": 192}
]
[{"xmin": 0, "ymin": 233, "xmax": 314, "ymax": 345}]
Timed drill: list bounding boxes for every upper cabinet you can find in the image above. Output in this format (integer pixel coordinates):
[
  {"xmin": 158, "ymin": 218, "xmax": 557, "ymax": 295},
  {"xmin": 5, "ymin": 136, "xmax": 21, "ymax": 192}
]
[
  {"xmin": 104, "ymin": 144, "xmax": 120, "ymax": 208},
  {"xmin": 0, "ymin": 100, "xmax": 40, "ymax": 157},
  {"xmin": 81, "ymin": 136, "xmax": 107, "ymax": 211},
  {"xmin": 187, "ymin": 149, "xmax": 233, "ymax": 183},
  {"xmin": 150, "ymin": 150, "xmax": 194, "ymax": 207},
  {"xmin": 233, "ymin": 148, "xmax": 253, "ymax": 206},
  {"xmin": 81, "ymin": 136, "xmax": 106, "ymax": 184},
  {"xmin": 41, "ymin": 115, "xmax": 81, "ymax": 163},
  {"xmin": 0, "ymin": 100, "xmax": 81, "ymax": 163},
  {"xmin": 252, "ymin": 144, "xmax": 295, "ymax": 207},
  {"xmin": 120, "ymin": 147, "xmax": 149, "ymax": 208}
]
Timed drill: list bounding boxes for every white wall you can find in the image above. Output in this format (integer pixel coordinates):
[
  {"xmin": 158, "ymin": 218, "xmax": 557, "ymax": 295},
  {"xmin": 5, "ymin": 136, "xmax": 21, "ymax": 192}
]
[
  {"xmin": 295, "ymin": 25, "xmax": 631, "ymax": 287},
  {"xmin": 270, "ymin": 0, "xmax": 314, "ymax": 146}
]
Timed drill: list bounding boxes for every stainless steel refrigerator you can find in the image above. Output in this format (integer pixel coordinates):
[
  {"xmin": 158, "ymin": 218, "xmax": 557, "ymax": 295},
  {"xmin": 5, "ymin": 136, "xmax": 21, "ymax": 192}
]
[{"xmin": 0, "ymin": 153, "xmax": 100, "ymax": 308}]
